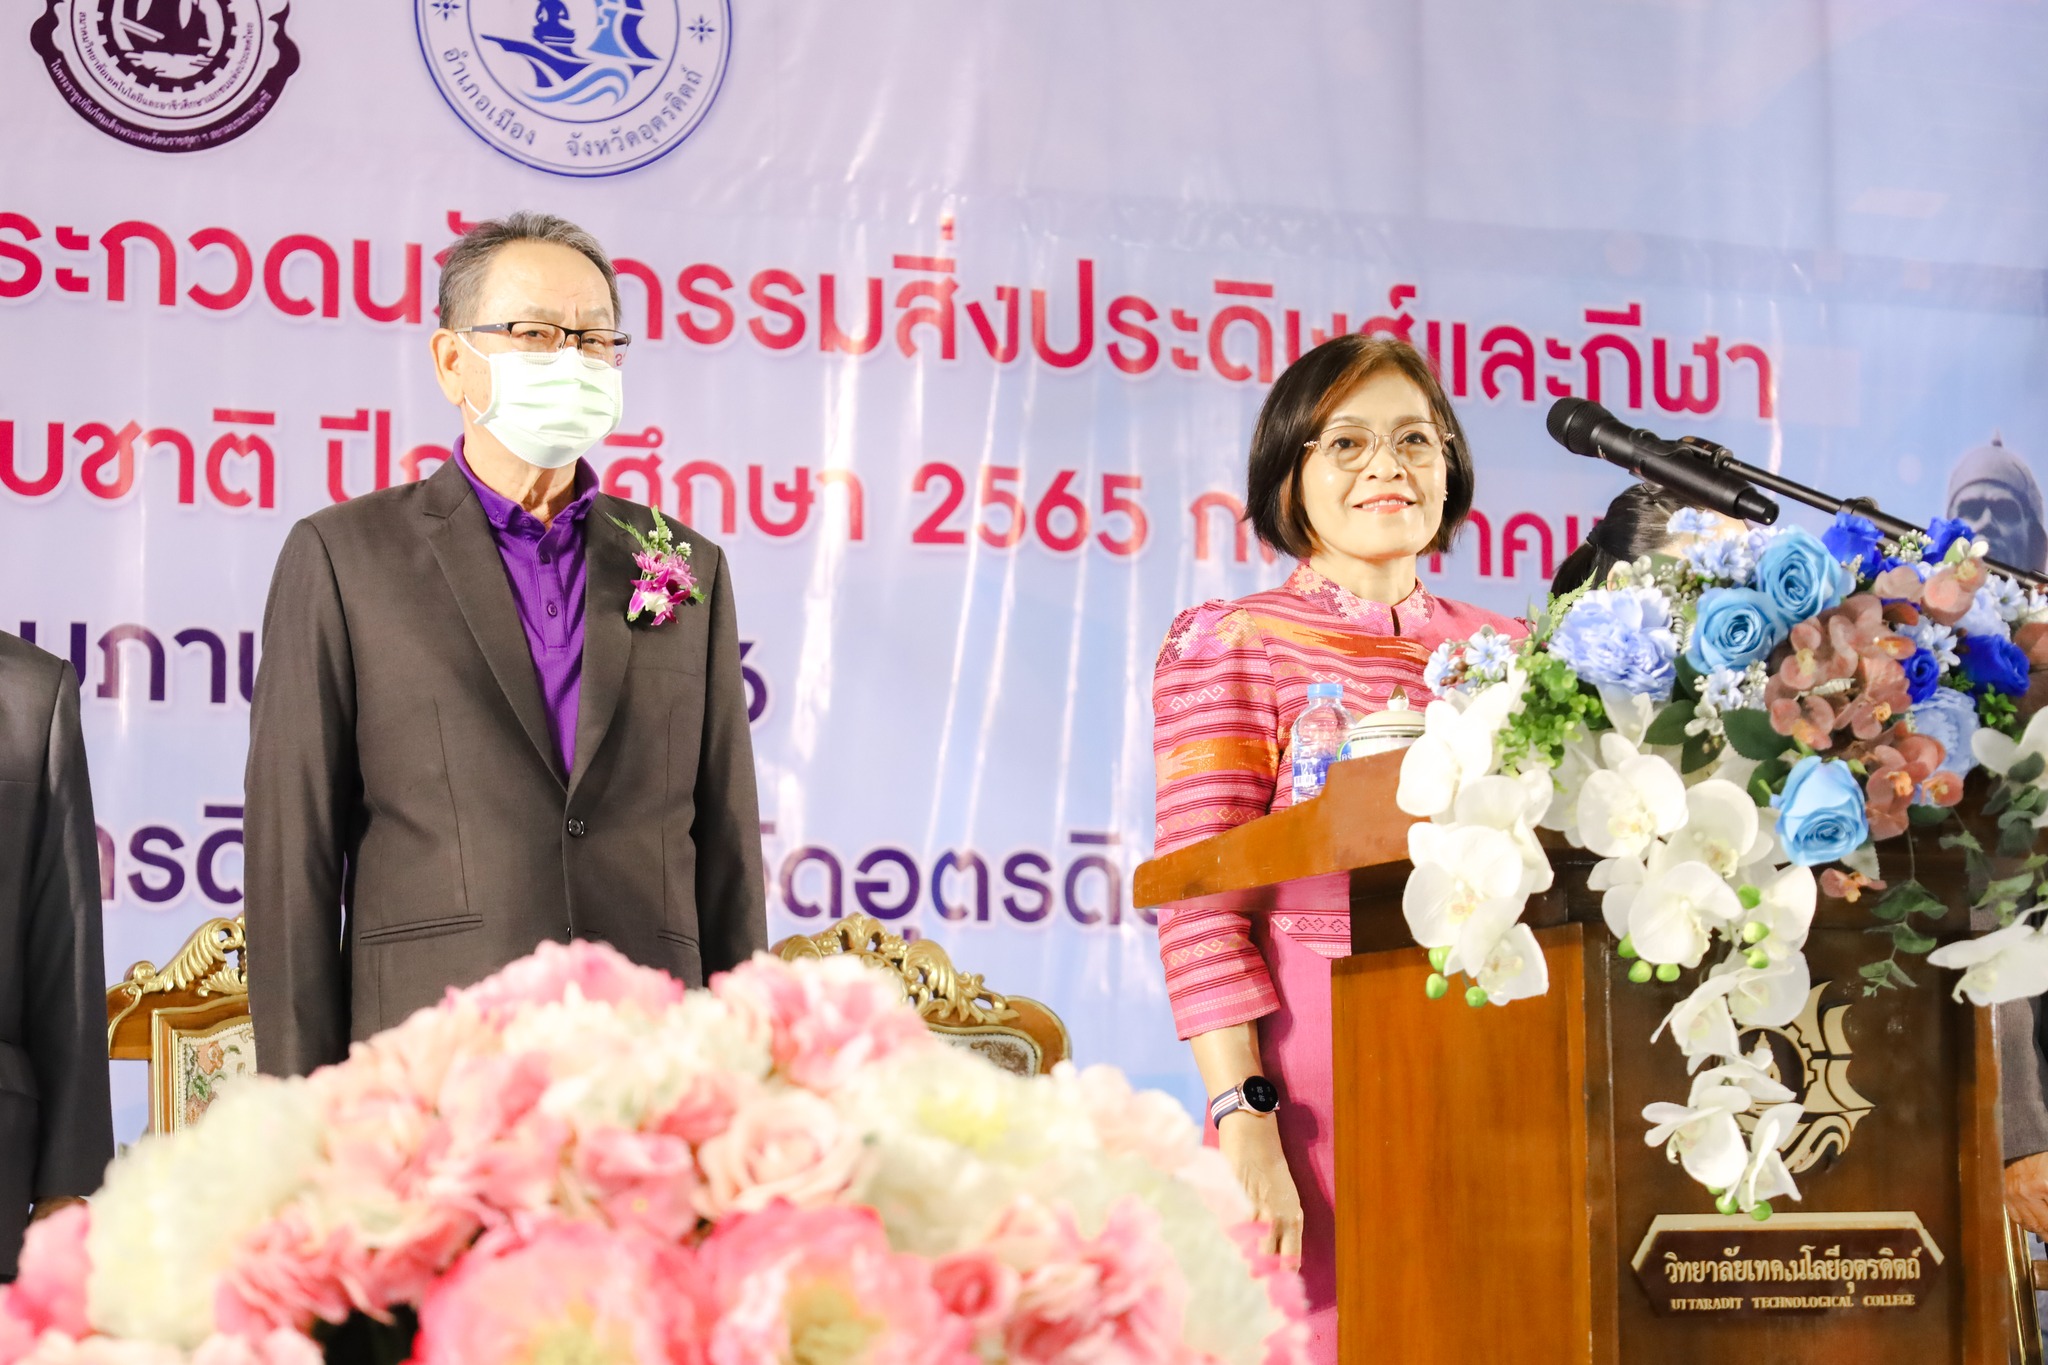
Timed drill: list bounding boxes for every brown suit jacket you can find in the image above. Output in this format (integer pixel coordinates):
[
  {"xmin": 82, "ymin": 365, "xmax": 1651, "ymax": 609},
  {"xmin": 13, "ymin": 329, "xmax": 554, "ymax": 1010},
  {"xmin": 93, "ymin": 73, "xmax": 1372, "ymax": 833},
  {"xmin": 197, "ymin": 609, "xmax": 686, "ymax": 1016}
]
[
  {"xmin": 0, "ymin": 632, "xmax": 113, "ymax": 1277},
  {"xmin": 245, "ymin": 458, "xmax": 766, "ymax": 1077}
]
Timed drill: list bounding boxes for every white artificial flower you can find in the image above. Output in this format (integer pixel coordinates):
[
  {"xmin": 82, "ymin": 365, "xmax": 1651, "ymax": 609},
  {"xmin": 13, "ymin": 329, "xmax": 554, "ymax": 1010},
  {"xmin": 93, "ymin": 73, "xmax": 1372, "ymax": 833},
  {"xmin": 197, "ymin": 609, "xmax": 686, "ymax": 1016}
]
[
  {"xmin": 1643, "ymin": 1083, "xmax": 1751, "ymax": 1189},
  {"xmin": 1927, "ymin": 919, "xmax": 2048, "ymax": 1005},
  {"xmin": 1986, "ymin": 574, "xmax": 2029, "ymax": 623},
  {"xmin": 1452, "ymin": 769, "xmax": 1556, "ymax": 896},
  {"xmin": 1692, "ymin": 1041, "xmax": 1796, "ymax": 1108},
  {"xmin": 1742, "ymin": 865, "xmax": 1818, "ymax": 961},
  {"xmin": 1474, "ymin": 923, "xmax": 1550, "ymax": 1004},
  {"xmin": 1652, "ymin": 975, "xmax": 1745, "ymax": 1071},
  {"xmin": 1403, "ymin": 823, "xmax": 1526, "ymax": 965},
  {"xmin": 1657, "ymin": 780, "xmax": 1759, "ymax": 880},
  {"xmin": 1956, "ymin": 586, "xmax": 2015, "ymax": 641},
  {"xmin": 1537, "ymin": 732, "xmax": 1601, "ymax": 840},
  {"xmin": 87, "ymin": 1080, "xmax": 323, "ymax": 1346},
  {"xmin": 1975, "ymin": 711, "xmax": 2048, "ymax": 818},
  {"xmin": 1627, "ymin": 860, "xmax": 1744, "ymax": 968},
  {"xmin": 1591, "ymin": 852, "xmax": 1646, "ymax": 940},
  {"xmin": 1396, "ymin": 672, "xmax": 1522, "ymax": 817},
  {"xmin": 1599, "ymin": 687, "xmax": 1659, "ymax": 747},
  {"xmin": 1713, "ymin": 952, "xmax": 1812, "ymax": 1029},
  {"xmin": 1901, "ymin": 620, "xmax": 1961, "ymax": 671},
  {"xmin": 1731, "ymin": 1101, "xmax": 1805, "ymax": 1211},
  {"xmin": 1576, "ymin": 734, "xmax": 1689, "ymax": 859}
]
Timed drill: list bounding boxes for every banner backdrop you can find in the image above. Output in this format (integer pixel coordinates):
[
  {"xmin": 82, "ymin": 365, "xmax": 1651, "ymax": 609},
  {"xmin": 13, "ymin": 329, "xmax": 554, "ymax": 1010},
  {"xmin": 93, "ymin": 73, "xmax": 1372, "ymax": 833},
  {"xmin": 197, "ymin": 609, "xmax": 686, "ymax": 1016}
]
[{"xmin": 4, "ymin": 1, "xmax": 2046, "ymax": 1140}]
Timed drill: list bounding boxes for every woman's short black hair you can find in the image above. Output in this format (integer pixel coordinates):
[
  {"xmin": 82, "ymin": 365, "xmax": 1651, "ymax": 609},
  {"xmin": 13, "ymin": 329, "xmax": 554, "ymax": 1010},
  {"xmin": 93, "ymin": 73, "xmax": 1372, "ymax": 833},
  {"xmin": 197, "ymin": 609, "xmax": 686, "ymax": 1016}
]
[
  {"xmin": 1244, "ymin": 336, "xmax": 1475, "ymax": 560},
  {"xmin": 1549, "ymin": 482, "xmax": 1700, "ymax": 598}
]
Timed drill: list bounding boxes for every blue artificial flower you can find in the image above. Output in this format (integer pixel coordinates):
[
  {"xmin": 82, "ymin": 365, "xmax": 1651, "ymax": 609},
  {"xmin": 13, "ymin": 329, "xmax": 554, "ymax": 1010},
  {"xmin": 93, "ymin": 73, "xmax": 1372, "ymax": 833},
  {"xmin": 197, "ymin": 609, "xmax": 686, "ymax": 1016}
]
[
  {"xmin": 1910, "ymin": 686, "xmax": 1980, "ymax": 777},
  {"xmin": 1686, "ymin": 587, "xmax": 1788, "ymax": 673},
  {"xmin": 1956, "ymin": 586, "xmax": 2015, "ymax": 642},
  {"xmin": 1925, "ymin": 516, "xmax": 1975, "ymax": 564},
  {"xmin": 1821, "ymin": 511, "xmax": 1885, "ymax": 575},
  {"xmin": 1958, "ymin": 633, "xmax": 2031, "ymax": 697},
  {"xmin": 1902, "ymin": 620, "xmax": 1960, "ymax": 670},
  {"xmin": 1681, "ymin": 533, "xmax": 1761, "ymax": 586},
  {"xmin": 1754, "ymin": 526, "xmax": 1852, "ymax": 625},
  {"xmin": 1900, "ymin": 647, "xmax": 1942, "ymax": 705},
  {"xmin": 1468, "ymin": 628, "xmax": 1516, "ymax": 676},
  {"xmin": 1422, "ymin": 641, "xmax": 1457, "ymax": 696},
  {"xmin": 1666, "ymin": 508, "xmax": 1721, "ymax": 537},
  {"xmin": 1549, "ymin": 585, "xmax": 1680, "ymax": 697},
  {"xmin": 1771, "ymin": 756, "xmax": 1871, "ymax": 867}
]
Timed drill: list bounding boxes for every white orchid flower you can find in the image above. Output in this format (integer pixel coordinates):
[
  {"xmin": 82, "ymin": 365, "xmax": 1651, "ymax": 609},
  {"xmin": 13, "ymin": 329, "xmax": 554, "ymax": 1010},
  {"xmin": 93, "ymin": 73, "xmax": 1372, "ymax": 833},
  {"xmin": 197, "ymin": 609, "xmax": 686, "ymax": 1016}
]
[
  {"xmin": 1658, "ymin": 781, "xmax": 1759, "ymax": 880},
  {"xmin": 1928, "ymin": 919, "xmax": 2048, "ymax": 1005},
  {"xmin": 1473, "ymin": 923, "xmax": 1550, "ymax": 1004},
  {"xmin": 1452, "ymin": 770, "xmax": 1556, "ymax": 895},
  {"xmin": 1538, "ymin": 732, "xmax": 1601, "ymax": 840},
  {"xmin": 1974, "ymin": 708, "xmax": 2048, "ymax": 779},
  {"xmin": 1692, "ymin": 1041, "xmax": 1795, "ymax": 1108},
  {"xmin": 1627, "ymin": 860, "xmax": 1743, "ymax": 968},
  {"xmin": 1711, "ymin": 952, "xmax": 1811, "ymax": 1029},
  {"xmin": 1741, "ymin": 865, "xmax": 1817, "ymax": 961},
  {"xmin": 1643, "ymin": 1083, "xmax": 1751, "ymax": 1189},
  {"xmin": 1577, "ymin": 733, "xmax": 1689, "ymax": 859},
  {"xmin": 1397, "ymin": 676, "xmax": 1522, "ymax": 817},
  {"xmin": 1403, "ymin": 823, "xmax": 1526, "ymax": 954},
  {"xmin": 1731, "ymin": 1102, "xmax": 1805, "ymax": 1211},
  {"xmin": 1652, "ymin": 975, "xmax": 1745, "ymax": 1071},
  {"xmin": 1590, "ymin": 853, "xmax": 1646, "ymax": 940},
  {"xmin": 1598, "ymin": 686, "xmax": 1658, "ymax": 747}
]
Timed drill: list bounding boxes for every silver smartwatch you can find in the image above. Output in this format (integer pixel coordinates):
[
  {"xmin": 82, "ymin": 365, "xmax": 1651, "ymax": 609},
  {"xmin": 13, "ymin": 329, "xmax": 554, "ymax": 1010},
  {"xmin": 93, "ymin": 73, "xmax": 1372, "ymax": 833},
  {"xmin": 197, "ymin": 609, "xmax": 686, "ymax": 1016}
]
[{"xmin": 1209, "ymin": 1075, "xmax": 1281, "ymax": 1128}]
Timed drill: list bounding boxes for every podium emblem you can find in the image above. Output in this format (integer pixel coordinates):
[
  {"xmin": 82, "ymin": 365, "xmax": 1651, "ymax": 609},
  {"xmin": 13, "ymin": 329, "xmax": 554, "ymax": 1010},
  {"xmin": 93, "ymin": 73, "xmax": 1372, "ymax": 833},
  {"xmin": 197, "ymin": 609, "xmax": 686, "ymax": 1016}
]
[
  {"xmin": 1738, "ymin": 982, "xmax": 1875, "ymax": 1175},
  {"xmin": 1632, "ymin": 1212, "xmax": 1942, "ymax": 1316}
]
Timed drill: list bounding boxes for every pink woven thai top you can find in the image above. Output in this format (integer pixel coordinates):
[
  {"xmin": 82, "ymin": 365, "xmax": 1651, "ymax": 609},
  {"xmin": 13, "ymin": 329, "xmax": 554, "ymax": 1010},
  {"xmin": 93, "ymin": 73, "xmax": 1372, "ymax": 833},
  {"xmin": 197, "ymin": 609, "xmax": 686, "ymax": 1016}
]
[{"xmin": 1151, "ymin": 561, "xmax": 1527, "ymax": 1040}]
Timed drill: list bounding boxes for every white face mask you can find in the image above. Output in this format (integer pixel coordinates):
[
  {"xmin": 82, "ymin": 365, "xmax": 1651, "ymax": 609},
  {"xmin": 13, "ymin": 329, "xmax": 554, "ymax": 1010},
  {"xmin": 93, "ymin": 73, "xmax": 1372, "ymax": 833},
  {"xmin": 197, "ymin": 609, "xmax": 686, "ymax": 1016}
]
[{"xmin": 461, "ymin": 336, "xmax": 624, "ymax": 470}]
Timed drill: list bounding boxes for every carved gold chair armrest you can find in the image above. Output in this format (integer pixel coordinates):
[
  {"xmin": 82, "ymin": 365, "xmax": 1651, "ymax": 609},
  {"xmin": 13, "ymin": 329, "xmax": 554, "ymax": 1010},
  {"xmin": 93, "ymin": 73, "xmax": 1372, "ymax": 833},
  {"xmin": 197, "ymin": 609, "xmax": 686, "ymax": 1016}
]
[
  {"xmin": 106, "ymin": 916, "xmax": 253, "ymax": 1134},
  {"xmin": 773, "ymin": 913, "xmax": 1071, "ymax": 1077}
]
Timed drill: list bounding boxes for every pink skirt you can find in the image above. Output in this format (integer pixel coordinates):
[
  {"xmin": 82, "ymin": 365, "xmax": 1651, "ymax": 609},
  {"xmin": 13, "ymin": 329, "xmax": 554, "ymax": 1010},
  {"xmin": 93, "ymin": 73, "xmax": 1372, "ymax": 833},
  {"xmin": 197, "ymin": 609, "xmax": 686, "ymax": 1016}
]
[{"xmin": 1251, "ymin": 917, "xmax": 1338, "ymax": 1365}]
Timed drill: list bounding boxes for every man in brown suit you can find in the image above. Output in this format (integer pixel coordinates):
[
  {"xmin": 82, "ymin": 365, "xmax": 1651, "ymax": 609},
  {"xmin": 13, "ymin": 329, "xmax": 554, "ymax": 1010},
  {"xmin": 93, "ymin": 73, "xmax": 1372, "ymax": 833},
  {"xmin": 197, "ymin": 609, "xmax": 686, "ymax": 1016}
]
[
  {"xmin": 245, "ymin": 212, "xmax": 765, "ymax": 1076},
  {"xmin": 0, "ymin": 632, "xmax": 113, "ymax": 1276}
]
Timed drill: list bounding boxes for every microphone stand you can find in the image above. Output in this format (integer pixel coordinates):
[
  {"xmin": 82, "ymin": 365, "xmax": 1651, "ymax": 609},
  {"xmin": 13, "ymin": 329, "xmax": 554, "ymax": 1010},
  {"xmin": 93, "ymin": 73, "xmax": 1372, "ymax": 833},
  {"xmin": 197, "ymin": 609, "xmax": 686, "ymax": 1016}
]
[{"xmin": 1678, "ymin": 439, "xmax": 2048, "ymax": 590}]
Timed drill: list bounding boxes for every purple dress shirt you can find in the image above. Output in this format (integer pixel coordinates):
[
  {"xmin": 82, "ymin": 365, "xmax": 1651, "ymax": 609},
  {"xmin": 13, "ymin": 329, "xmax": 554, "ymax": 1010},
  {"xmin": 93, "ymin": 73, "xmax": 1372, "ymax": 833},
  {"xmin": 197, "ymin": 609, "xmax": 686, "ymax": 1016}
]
[{"xmin": 455, "ymin": 437, "xmax": 600, "ymax": 776}]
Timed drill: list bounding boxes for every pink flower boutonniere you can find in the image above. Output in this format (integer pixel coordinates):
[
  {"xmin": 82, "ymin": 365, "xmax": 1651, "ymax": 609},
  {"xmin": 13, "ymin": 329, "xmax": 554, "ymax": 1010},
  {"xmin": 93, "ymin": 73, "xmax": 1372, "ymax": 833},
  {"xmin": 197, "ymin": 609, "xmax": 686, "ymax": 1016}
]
[{"xmin": 609, "ymin": 511, "xmax": 705, "ymax": 626}]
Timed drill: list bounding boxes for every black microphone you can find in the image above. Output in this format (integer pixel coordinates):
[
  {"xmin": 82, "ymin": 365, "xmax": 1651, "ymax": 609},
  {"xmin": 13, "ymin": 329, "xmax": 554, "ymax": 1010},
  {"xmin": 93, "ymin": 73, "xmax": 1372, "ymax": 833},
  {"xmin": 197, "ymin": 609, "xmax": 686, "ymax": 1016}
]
[{"xmin": 1546, "ymin": 398, "xmax": 1779, "ymax": 525}]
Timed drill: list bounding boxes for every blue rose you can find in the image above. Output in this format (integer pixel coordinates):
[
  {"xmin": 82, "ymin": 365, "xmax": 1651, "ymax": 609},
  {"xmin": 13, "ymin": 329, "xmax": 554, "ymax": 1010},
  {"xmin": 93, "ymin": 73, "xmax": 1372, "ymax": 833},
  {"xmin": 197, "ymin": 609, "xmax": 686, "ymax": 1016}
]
[
  {"xmin": 1686, "ymin": 587, "xmax": 1788, "ymax": 673},
  {"xmin": 1822, "ymin": 511, "xmax": 1885, "ymax": 575},
  {"xmin": 1958, "ymin": 633, "xmax": 2031, "ymax": 697},
  {"xmin": 1901, "ymin": 647, "xmax": 1942, "ymax": 704},
  {"xmin": 1910, "ymin": 686, "xmax": 1980, "ymax": 776},
  {"xmin": 1771, "ymin": 756, "xmax": 1870, "ymax": 867},
  {"xmin": 1925, "ymin": 516, "xmax": 1975, "ymax": 564},
  {"xmin": 1549, "ymin": 585, "xmax": 1679, "ymax": 697},
  {"xmin": 1754, "ymin": 526, "xmax": 1852, "ymax": 625}
]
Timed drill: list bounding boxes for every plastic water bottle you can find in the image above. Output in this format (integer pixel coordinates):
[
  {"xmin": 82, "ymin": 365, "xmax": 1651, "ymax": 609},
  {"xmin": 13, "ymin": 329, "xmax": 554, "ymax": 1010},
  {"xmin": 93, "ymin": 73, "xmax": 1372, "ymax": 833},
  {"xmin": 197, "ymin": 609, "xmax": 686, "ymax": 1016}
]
[{"xmin": 1290, "ymin": 682, "xmax": 1351, "ymax": 804}]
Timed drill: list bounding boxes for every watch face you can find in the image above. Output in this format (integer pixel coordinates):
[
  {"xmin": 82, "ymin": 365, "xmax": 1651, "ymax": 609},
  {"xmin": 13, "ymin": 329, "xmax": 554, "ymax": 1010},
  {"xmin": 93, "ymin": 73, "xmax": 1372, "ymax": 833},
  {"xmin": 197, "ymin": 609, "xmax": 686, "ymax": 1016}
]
[{"xmin": 1242, "ymin": 1075, "xmax": 1280, "ymax": 1112}]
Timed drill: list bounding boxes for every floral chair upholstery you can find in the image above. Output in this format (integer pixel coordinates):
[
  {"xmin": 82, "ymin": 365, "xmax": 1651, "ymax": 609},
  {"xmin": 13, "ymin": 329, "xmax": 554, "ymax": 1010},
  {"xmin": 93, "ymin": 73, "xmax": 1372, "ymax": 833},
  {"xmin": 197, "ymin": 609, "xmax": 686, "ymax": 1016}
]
[
  {"xmin": 106, "ymin": 917, "xmax": 254, "ymax": 1134},
  {"xmin": 773, "ymin": 914, "xmax": 1071, "ymax": 1076}
]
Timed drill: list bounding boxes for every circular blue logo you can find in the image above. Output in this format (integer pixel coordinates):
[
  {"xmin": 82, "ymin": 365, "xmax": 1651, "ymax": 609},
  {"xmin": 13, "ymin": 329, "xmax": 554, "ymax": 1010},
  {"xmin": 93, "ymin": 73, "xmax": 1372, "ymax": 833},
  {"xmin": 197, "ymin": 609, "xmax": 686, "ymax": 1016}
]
[{"xmin": 415, "ymin": 0, "xmax": 730, "ymax": 178}]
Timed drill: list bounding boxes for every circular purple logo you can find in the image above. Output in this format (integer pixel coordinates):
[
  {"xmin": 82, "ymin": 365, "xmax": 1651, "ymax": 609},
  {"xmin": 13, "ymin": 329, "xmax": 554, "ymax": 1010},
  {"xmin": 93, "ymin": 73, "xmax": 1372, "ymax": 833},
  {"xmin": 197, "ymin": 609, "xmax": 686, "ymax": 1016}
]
[{"xmin": 30, "ymin": 0, "xmax": 300, "ymax": 152}]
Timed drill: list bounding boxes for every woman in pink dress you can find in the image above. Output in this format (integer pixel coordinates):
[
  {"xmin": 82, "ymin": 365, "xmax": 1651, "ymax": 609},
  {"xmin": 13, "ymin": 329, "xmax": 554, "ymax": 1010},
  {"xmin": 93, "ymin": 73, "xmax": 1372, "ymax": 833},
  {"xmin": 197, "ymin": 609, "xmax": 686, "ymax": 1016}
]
[{"xmin": 1151, "ymin": 336, "xmax": 1524, "ymax": 1362}]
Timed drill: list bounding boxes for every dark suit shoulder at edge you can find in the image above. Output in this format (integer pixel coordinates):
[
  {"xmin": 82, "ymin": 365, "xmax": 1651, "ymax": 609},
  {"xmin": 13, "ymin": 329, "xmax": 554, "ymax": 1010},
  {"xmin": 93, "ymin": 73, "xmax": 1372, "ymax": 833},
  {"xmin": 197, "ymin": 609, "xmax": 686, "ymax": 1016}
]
[
  {"xmin": 299, "ymin": 477, "xmax": 438, "ymax": 538},
  {"xmin": 0, "ymin": 630, "xmax": 72, "ymax": 696}
]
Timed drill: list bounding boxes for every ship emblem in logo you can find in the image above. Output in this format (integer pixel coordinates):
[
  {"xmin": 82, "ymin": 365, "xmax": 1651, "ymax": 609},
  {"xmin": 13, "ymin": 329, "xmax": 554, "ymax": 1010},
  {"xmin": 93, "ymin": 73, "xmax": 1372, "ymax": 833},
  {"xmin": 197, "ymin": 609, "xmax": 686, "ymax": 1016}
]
[
  {"xmin": 30, "ymin": 0, "xmax": 299, "ymax": 152},
  {"xmin": 416, "ymin": 0, "xmax": 731, "ymax": 178}
]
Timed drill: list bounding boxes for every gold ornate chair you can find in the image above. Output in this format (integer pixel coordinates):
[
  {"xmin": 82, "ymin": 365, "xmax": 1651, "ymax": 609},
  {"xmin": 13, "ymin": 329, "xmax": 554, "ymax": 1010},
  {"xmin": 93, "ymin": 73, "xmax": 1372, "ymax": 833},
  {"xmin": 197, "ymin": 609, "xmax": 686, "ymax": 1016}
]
[
  {"xmin": 773, "ymin": 914, "xmax": 1072, "ymax": 1077},
  {"xmin": 105, "ymin": 916, "xmax": 253, "ymax": 1134}
]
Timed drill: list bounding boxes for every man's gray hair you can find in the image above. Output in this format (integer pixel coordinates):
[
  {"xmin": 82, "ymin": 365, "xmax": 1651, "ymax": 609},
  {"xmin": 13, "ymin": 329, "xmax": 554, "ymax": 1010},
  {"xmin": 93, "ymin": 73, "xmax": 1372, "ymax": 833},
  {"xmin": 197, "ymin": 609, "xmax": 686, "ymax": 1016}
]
[{"xmin": 437, "ymin": 211, "xmax": 621, "ymax": 331}]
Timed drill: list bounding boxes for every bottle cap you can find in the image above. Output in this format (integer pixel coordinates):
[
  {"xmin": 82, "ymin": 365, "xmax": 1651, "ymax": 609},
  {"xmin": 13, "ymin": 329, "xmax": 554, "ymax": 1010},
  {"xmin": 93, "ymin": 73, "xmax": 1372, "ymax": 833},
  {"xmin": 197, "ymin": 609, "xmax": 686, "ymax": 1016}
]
[{"xmin": 1306, "ymin": 682, "xmax": 1343, "ymax": 699}]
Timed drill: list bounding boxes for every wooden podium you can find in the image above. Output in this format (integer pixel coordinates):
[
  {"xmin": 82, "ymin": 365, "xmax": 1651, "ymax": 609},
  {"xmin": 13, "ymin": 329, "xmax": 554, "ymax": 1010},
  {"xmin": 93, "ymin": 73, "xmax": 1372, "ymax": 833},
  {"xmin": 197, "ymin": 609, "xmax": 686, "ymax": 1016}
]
[{"xmin": 1133, "ymin": 750, "xmax": 2020, "ymax": 1364}]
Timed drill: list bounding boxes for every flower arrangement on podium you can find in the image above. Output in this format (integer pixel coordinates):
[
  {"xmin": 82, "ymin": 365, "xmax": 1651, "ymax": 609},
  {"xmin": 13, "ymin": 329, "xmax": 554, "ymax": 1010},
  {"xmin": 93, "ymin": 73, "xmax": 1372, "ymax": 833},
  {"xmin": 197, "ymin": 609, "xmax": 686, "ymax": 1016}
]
[
  {"xmin": 1396, "ymin": 510, "xmax": 2048, "ymax": 1220},
  {"xmin": 0, "ymin": 944, "xmax": 1306, "ymax": 1365}
]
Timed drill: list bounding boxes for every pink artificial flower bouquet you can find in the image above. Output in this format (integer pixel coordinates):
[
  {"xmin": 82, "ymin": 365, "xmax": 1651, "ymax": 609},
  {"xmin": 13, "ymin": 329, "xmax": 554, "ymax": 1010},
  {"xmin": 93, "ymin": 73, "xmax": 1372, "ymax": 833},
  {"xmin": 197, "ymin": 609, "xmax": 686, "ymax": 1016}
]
[{"xmin": 0, "ymin": 943, "xmax": 1305, "ymax": 1365}]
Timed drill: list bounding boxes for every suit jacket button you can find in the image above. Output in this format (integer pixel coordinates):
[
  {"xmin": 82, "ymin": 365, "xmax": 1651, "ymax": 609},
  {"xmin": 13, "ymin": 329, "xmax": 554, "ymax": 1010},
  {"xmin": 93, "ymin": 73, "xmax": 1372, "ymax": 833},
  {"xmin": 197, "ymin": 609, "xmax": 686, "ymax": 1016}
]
[{"xmin": 567, "ymin": 818, "xmax": 588, "ymax": 837}]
